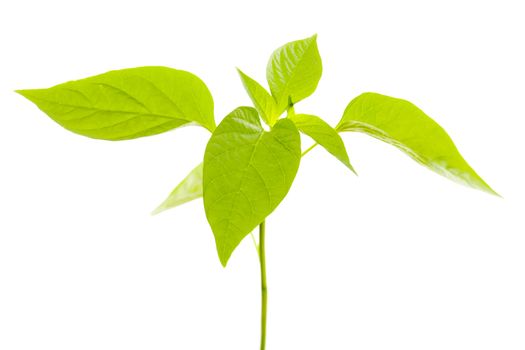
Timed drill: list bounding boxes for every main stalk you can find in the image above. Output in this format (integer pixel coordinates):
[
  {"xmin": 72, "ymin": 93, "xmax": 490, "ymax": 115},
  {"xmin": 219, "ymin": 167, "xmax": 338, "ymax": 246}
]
[{"xmin": 259, "ymin": 221, "xmax": 267, "ymax": 350}]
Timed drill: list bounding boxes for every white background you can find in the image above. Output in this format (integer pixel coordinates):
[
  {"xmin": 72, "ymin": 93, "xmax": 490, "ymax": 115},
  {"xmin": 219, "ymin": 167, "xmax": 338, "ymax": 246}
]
[{"xmin": 1, "ymin": 0, "xmax": 524, "ymax": 349}]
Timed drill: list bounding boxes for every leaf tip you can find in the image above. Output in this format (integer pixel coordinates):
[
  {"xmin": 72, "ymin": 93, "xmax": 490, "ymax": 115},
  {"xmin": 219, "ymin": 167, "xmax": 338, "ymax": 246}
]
[
  {"xmin": 471, "ymin": 174, "xmax": 500, "ymax": 197},
  {"xmin": 150, "ymin": 205, "xmax": 164, "ymax": 216},
  {"xmin": 347, "ymin": 163, "xmax": 358, "ymax": 176},
  {"xmin": 342, "ymin": 159, "xmax": 358, "ymax": 175},
  {"xmin": 235, "ymin": 67, "xmax": 246, "ymax": 81},
  {"xmin": 15, "ymin": 89, "xmax": 30, "ymax": 97},
  {"xmin": 483, "ymin": 185, "xmax": 502, "ymax": 198},
  {"xmin": 492, "ymin": 191, "xmax": 503, "ymax": 198},
  {"xmin": 218, "ymin": 252, "xmax": 230, "ymax": 268},
  {"xmin": 16, "ymin": 89, "xmax": 43, "ymax": 104}
]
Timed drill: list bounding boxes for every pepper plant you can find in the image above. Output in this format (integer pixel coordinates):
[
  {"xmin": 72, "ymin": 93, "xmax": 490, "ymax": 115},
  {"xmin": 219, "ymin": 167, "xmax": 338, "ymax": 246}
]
[{"xmin": 17, "ymin": 35, "xmax": 497, "ymax": 349}]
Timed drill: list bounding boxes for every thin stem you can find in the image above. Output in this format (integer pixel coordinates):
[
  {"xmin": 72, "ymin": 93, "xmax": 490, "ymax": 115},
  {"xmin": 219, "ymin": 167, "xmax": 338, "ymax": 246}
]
[
  {"xmin": 256, "ymin": 141, "xmax": 317, "ymax": 349},
  {"xmin": 301, "ymin": 142, "xmax": 318, "ymax": 157},
  {"xmin": 259, "ymin": 221, "xmax": 267, "ymax": 350}
]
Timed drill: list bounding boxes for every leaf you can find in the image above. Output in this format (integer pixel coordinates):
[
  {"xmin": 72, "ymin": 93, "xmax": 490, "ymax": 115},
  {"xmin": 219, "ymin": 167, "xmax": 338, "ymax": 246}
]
[
  {"xmin": 203, "ymin": 107, "xmax": 301, "ymax": 266},
  {"xmin": 291, "ymin": 114, "xmax": 356, "ymax": 173},
  {"xmin": 153, "ymin": 114, "xmax": 348, "ymax": 216},
  {"xmin": 237, "ymin": 68, "xmax": 278, "ymax": 126},
  {"xmin": 266, "ymin": 34, "xmax": 322, "ymax": 113},
  {"xmin": 337, "ymin": 92, "xmax": 497, "ymax": 195},
  {"xmin": 152, "ymin": 163, "xmax": 203, "ymax": 215},
  {"xmin": 17, "ymin": 66, "xmax": 215, "ymax": 140}
]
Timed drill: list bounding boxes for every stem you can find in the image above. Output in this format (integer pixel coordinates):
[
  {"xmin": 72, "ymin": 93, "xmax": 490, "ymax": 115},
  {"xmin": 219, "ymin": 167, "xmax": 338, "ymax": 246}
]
[
  {"xmin": 259, "ymin": 221, "xmax": 267, "ymax": 350},
  {"xmin": 256, "ymin": 142, "xmax": 318, "ymax": 348},
  {"xmin": 301, "ymin": 142, "xmax": 318, "ymax": 157}
]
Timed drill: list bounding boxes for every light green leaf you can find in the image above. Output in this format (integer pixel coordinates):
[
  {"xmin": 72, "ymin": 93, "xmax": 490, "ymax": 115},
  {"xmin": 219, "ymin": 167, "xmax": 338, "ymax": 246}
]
[
  {"xmin": 266, "ymin": 35, "xmax": 322, "ymax": 113},
  {"xmin": 237, "ymin": 68, "xmax": 278, "ymax": 126},
  {"xmin": 17, "ymin": 66, "xmax": 215, "ymax": 140},
  {"xmin": 152, "ymin": 114, "xmax": 347, "ymax": 216},
  {"xmin": 152, "ymin": 163, "xmax": 203, "ymax": 215},
  {"xmin": 337, "ymin": 92, "xmax": 497, "ymax": 195},
  {"xmin": 203, "ymin": 107, "xmax": 301, "ymax": 266},
  {"xmin": 291, "ymin": 114, "xmax": 356, "ymax": 174}
]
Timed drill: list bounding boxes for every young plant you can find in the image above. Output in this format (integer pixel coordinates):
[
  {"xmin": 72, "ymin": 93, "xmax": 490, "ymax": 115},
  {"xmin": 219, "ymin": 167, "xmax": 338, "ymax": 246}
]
[{"xmin": 17, "ymin": 35, "xmax": 497, "ymax": 349}]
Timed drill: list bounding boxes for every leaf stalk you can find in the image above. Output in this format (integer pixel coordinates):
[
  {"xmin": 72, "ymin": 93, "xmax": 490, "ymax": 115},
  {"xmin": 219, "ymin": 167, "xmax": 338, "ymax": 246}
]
[{"xmin": 259, "ymin": 221, "xmax": 267, "ymax": 350}]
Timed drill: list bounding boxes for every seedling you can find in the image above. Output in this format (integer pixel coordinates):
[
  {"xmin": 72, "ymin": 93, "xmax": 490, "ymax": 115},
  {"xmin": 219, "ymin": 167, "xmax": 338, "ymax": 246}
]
[{"xmin": 17, "ymin": 35, "xmax": 496, "ymax": 349}]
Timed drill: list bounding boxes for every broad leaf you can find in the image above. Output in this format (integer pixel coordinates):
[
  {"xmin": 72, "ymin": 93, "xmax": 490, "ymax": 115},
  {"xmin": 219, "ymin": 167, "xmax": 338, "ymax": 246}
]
[
  {"xmin": 237, "ymin": 68, "xmax": 278, "ymax": 126},
  {"xmin": 337, "ymin": 92, "xmax": 497, "ymax": 194},
  {"xmin": 291, "ymin": 114, "xmax": 356, "ymax": 173},
  {"xmin": 152, "ymin": 163, "xmax": 203, "ymax": 215},
  {"xmin": 266, "ymin": 35, "xmax": 322, "ymax": 113},
  {"xmin": 203, "ymin": 107, "xmax": 301, "ymax": 266},
  {"xmin": 153, "ymin": 114, "xmax": 349, "ymax": 216},
  {"xmin": 17, "ymin": 66, "xmax": 215, "ymax": 140}
]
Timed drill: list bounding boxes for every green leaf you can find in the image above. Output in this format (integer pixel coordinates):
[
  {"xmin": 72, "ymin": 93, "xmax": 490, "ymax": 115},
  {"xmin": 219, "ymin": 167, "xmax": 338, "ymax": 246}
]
[
  {"xmin": 152, "ymin": 163, "xmax": 203, "ymax": 215},
  {"xmin": 151, "ymin": 113, "xmax": 353, "ymax": 217},
  {"xmin": 266, "ymin": 34, "xmax": 322, "ymax": 113},
  {"xmin": 17, "ymin": 66, "xmax": 215, "ymax": 140},
  {"xmin": 291, "ymin": 114, "xmax": 356, "ymax": 174},
  {"xmin": 237, "ymin": 68, "xmax": 278, "ymax": 126},
  {"xmin": 337, "ymin": 92, "xmax": 497, "ymax": 195},
  {"xmin": 203, "ymin": 107, "xmax": 301, "ymax": 266}
]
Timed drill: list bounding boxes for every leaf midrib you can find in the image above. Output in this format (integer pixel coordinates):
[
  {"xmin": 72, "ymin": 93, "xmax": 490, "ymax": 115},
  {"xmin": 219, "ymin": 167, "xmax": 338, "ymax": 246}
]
[
  {"xmin": 23, "ymin": 95, "xmax": 186, "ymax": 122},
  {"xmin": 220, "ymin": 131, "xmax": 266, "ymax": 242},
  {"xmin": 274, "ymin": 38, "xmax": 316, "ymax": 106}
]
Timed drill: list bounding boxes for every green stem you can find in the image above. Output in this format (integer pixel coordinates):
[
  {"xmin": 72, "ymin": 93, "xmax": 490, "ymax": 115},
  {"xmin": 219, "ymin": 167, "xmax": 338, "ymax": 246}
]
[
  {"xmin": 252, "ymin": 138, "xmax": 317, "ymax": 350},
  {"xmin": 301, "ymin": 142, "xmax": 318, "ymax": 157},
  {"xmin": 259, "ymin": 221, "xmax": 267, "ymax": 350},
  {"xmin": 256, "ymin": 143, "xmax": 317, "ymax": 349}
]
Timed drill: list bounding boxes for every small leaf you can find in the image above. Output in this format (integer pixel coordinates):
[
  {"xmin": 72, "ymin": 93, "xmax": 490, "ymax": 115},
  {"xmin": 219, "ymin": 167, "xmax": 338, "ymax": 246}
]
[
  {"xmin": 266, "ymin": 35, "xmax": 322, "ymax": 113},
  {"xmin": 17, "ymin": 66, "xmax": 215, "ymax": 140},
  {"xmin": 291, "ymin": 114, "xmax": 356, "ymax": 173},
  {"xmin": 237, "ymin": 68, "xmax": 278, "ymax": 126},
  {"xmin": 337, "ymin": 92, "xmax": 497, "ymax": 195},
  {"xmin": 203, "ymin": 107, "xmax": 301, "ymax": 266},
  {"xmin": 152, "ymin": 163, "xmax": 203, "ymax": 215}
]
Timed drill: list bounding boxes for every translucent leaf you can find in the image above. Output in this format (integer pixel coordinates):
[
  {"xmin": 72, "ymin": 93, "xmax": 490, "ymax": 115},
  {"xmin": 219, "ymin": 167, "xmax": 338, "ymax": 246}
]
[
  {"xmin": 152, "ymin": 163, "xmax": 203, "ymax": 215},
  {"xmin": 291, "ymin": 113, "xmax": 355, "ymax": 173},
  {"xmin": 266, "ymin": 35, "xmax": 322, "ymax": 113},
  {"xmin": 337, "ymin": 92, "xmax": 497, "ymax": 195},
  {"xmin": 203, "ymin": 107, "xmax": 301, "ymax": 266},
  {"xmin": 17, "ymin": 66, "xmax": 215, "ymax": 140},
  {"xmin": 237, "ymin": 68, "xmax": 278, "ymax": 126}
]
